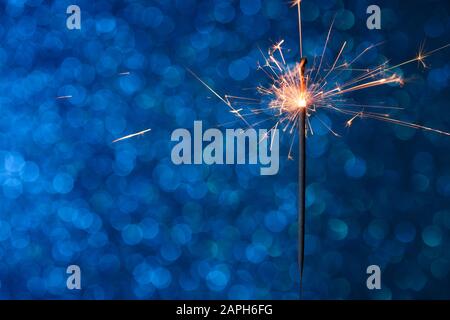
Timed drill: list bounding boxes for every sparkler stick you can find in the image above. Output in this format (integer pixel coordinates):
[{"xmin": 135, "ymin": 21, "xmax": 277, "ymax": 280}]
[{"xmin": 298, "ymin": 57, "xmax": 307, "ymax": 292}]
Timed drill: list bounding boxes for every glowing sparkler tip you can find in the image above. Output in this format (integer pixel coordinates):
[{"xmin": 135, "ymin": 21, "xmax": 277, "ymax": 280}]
[{"xmin": 297, "ymin": 97, "xmax": 307, "ymax": 108}]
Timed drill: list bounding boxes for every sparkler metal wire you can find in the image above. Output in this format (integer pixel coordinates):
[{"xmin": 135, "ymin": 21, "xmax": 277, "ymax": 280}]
[{"xmin": 298, "ymin": 58, "xmax": 307, "ymax": 293}]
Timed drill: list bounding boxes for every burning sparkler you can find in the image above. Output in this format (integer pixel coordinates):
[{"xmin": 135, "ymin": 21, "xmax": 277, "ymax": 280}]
[{"xmin": 189, "ymin": 0, "xmax": 450, "ymax": 295}]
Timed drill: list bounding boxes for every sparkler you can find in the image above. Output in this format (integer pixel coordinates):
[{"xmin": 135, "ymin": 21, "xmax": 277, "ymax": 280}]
[{"xmin": 189, "ymin": 0, "xmax": 450, "ymax": 296}]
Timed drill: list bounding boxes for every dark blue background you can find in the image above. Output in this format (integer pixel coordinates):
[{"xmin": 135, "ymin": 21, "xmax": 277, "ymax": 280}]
[{"xmin": 0, "ymin": 0, "xmax": 449, "ymax": 299}]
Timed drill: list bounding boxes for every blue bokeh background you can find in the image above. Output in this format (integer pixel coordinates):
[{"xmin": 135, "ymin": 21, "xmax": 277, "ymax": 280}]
[{"xmin": 0, "ymin": 0, "xmax": 449, "ymax": 299}]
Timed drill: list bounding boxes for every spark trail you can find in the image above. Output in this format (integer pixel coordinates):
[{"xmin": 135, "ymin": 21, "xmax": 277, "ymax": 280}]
[{"xmin": 112, "ymin": 128, "xmax": 151, "ymax": 143}]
